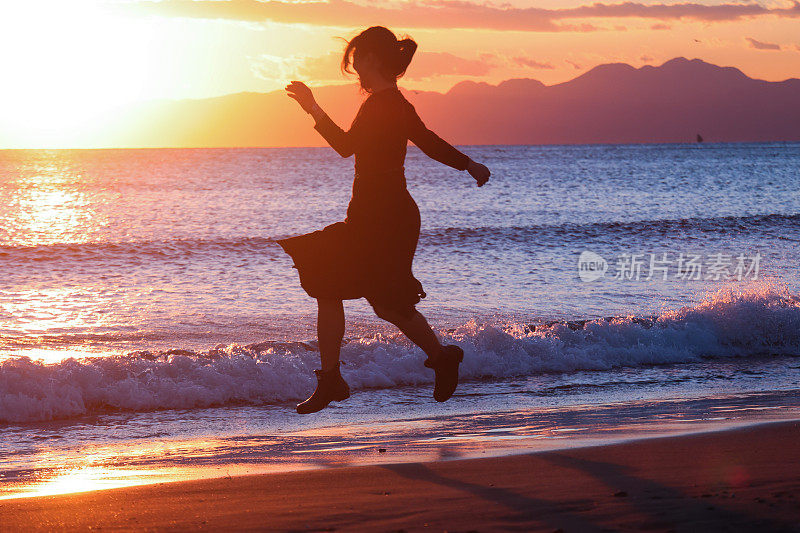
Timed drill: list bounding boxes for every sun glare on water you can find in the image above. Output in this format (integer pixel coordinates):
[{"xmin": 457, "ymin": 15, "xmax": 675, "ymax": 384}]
[{"xmin": 0, "ymin": 467, "xmax": 151, "ymax": 500}]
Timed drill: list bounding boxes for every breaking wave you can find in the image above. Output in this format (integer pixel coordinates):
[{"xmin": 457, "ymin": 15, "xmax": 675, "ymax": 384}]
[{"xmin": 2, "ymin": 286, "xmax": 799, "ymax": 424}]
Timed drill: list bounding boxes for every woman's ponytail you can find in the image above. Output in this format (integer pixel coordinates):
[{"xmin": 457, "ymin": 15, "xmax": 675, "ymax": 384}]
[
  {"xmin": 395, "ymin": 38, "xmax": 417, "ymax": 77},
  {"xmin": 341, "ymin": 27, "xmax": 418, "ymax": 91}
]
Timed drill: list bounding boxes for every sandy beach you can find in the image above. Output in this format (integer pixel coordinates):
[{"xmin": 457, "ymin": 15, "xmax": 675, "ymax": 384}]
[{"xmin": 1, "ymin": 420, "xmax": 798, "ymax": 532}]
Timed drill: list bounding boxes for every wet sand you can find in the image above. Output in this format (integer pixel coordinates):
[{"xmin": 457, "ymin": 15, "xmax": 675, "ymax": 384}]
[{"xmin": 1, "ymin": 420, "xmax": 799, "ymax": 532}]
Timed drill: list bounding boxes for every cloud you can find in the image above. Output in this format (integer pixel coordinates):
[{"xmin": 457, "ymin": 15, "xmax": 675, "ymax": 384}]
[
  {"xmin": 407, "ymin": 51, "xmax": 498, "ymax": 79},
  {"xmin": 251, "ymin": 54, "xmax": 309, "ymax": 82},
  {"xmin": 129, "ymin": 0, "xmax": 558, "ymax": 31},
  {"xmin": 512, "ymin": 57, "xmax": 555, "ymax": 69},
  {"xmin": 640, "ymin": 54, "xmax": 654, "ymax": 62},
  {"xmin": 746, "ymin": 37, "xmax": 782, "ymax": 50},
  {"xmin": 129, "ymin": 0, "xmax": 800, "ymax": 32},
  {"xmin": 252, "ymin": 50, "xmax": 496, "ymax": 82},
  {"xmin": 650, "ymin": 23, "xmax": 670, "ymax": 30},
  {"xmin": 559, "ymin": 22, "xmax": 603, "ymax": 32},
  {"xmin": 565, "ymin": 59, "xmax": 583, "ymax": 70},
  {"xmin": 560, "ymin": 1, "xmax": 800, "ymax": 22}
]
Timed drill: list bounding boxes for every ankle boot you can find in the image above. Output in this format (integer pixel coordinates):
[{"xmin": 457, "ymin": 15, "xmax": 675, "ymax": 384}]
[
  {"xmin": 424, "ymin": 345, "xmax": 464, "ymax": 402},
  {"xmin": 296, "ymin": 365, "xmax": 350, "ymax": 414}
]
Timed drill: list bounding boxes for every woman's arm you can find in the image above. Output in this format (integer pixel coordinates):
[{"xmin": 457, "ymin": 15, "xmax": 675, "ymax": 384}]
[
  {"xmin": 405, "ymin": 101, "xmax": 490, "ymax": 186},
  {"xmin": 286, "ymin": 81, "xmax": 355, "ymax": 158},
  {"xmin": 405, "ymin": 101, "xmax": 469, "ymax": 170},
  {"xmin": 310, "ymin": 104, "xmax": 355, "ymax": 158}
]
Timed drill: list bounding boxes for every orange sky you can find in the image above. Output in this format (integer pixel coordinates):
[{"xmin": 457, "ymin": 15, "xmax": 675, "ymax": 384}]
[{"xmin": 1, "ymin": 0, "xmax": 798, "ymax": 148}]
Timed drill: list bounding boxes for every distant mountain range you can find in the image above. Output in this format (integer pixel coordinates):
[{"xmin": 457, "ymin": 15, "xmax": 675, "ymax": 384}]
[{"xmin": 99, "ymin": 57, "xmax": 800, "ymax": 147}]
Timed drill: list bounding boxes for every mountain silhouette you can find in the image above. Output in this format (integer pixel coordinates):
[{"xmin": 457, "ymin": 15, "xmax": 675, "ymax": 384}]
[{"xmin": 96, "ymin": 57, "xmax": 800, "ymax": 148}]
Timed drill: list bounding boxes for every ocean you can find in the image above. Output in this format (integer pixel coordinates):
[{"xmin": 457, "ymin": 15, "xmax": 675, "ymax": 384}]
[{"xmin": 2, "ymin": 142, "xmax": 800, "ymax": 498}]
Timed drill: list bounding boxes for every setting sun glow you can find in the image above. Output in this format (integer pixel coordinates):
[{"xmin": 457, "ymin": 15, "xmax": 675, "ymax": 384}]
[
  {"xmin": 1, "ymin": 0, "xmax": 798, "ymax": 148},
  {"xmin": 0, "ymin": 3, "xmax": 164, "ymax": 146}
]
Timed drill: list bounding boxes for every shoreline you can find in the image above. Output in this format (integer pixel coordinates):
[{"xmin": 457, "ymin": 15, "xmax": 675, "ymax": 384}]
[
  {"xmin": 3, "ymin": 405, "xmax": 798, "ymax": 501},
  {"xmin": 2, "ymin": 419, "xmax": 799, "ymax": 531}
]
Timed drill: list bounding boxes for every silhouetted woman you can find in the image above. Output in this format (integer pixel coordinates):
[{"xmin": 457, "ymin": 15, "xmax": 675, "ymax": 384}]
[{"xmin": 281, "ymin": 26, "xmax": 490, "ymax": 414}]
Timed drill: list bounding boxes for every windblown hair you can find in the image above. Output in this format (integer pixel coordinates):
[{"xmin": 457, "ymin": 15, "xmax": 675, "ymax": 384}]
[{"xmin": 341, "ymin": 26, "xmax": 417, "ymax": 92}]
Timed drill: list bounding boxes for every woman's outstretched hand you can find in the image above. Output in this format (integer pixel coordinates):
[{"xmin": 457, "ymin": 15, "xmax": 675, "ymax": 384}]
[
  {"xmin": 467, "ymin": 159, "xmax": 490, "ymax": 187},
  {"xmin": 285, "ymin": 81, "xmax": 316, "ymax": 113}
]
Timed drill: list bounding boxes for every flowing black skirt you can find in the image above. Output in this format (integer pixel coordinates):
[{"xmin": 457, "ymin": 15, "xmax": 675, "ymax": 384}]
[{"xmin": 277, "ymin": 170, "xmax": 426, "ymax": 318}]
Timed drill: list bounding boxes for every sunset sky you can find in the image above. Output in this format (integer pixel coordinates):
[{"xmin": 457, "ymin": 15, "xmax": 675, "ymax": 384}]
[{"xmin": 1, "ymin": 0, "xmax": 798, "ymax": 147}]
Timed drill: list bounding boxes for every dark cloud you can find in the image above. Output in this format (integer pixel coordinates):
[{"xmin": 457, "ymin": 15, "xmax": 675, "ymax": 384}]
[
  {"xmin": 561, "ymin": 1, "xmax": 799, "ymax": 22},
  {"xmin": 513, "ymin": 57, "xmax": 555, "ymax": 69},
  {"xmin": 746, "ymin": 37, "xmax": 781, "ymax": 50}
]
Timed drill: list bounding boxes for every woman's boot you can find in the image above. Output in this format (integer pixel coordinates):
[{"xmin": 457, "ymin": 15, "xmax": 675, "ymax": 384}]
[
  {"xmin": 424, "ymin": 345, "xmax": 464, "ymax": 402},
  {"xmin": 296, "ymin": 365, "xmax": 350, "ymax": 414}
]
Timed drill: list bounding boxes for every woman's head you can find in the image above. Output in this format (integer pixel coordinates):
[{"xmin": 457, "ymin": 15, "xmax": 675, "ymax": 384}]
[{"xmin": 341, "ymin": 26, "xmax": 417, "ymax": 92}]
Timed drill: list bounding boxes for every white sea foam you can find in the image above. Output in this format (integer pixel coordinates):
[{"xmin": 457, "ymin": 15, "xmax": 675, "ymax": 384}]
[{"xmin": 1, "ymin": 286, "xmax": 799, "ymax": 423}]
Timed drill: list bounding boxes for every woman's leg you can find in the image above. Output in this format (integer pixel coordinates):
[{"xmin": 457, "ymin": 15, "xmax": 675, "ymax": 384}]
[
  {"xmin": 317, "ymin": 298, "xmax": 344, "ymax": 371},
  {"xmin": 372, "ymin": 303, "xmax": 463, "ymax": 402},
  {"xmin": 372, "ymin": 305, "xmax": 443, "ymax": 360},
  {"xmin": 295, "ymin": 298, "xmax": 349, "ymax": 414}
]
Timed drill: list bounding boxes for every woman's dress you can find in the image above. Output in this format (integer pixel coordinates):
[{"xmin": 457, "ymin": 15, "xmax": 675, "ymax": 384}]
[{"xmin": 277, "ymin": 86, "xmax": 470, "ymax": 318}]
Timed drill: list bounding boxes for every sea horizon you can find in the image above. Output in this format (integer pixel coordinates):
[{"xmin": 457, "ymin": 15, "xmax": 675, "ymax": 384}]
[{"xmin": 3, "ymin": 139, "xmax": 799, "ymax": 152}]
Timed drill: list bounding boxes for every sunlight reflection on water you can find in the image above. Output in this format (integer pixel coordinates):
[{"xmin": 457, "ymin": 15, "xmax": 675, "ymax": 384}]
[{"xmin": 3, "ymin": 154, "xmax": 107, "ymax": 247}]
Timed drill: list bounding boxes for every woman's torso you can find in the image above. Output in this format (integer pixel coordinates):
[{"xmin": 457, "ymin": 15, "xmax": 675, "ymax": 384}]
[
  {"xmin": 350, "ymin": 86, "xmax": 410, "ymax": 177},
  {"xmin": 345, "ymin": 87, "xmax": 417, "ymax": 226}
]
